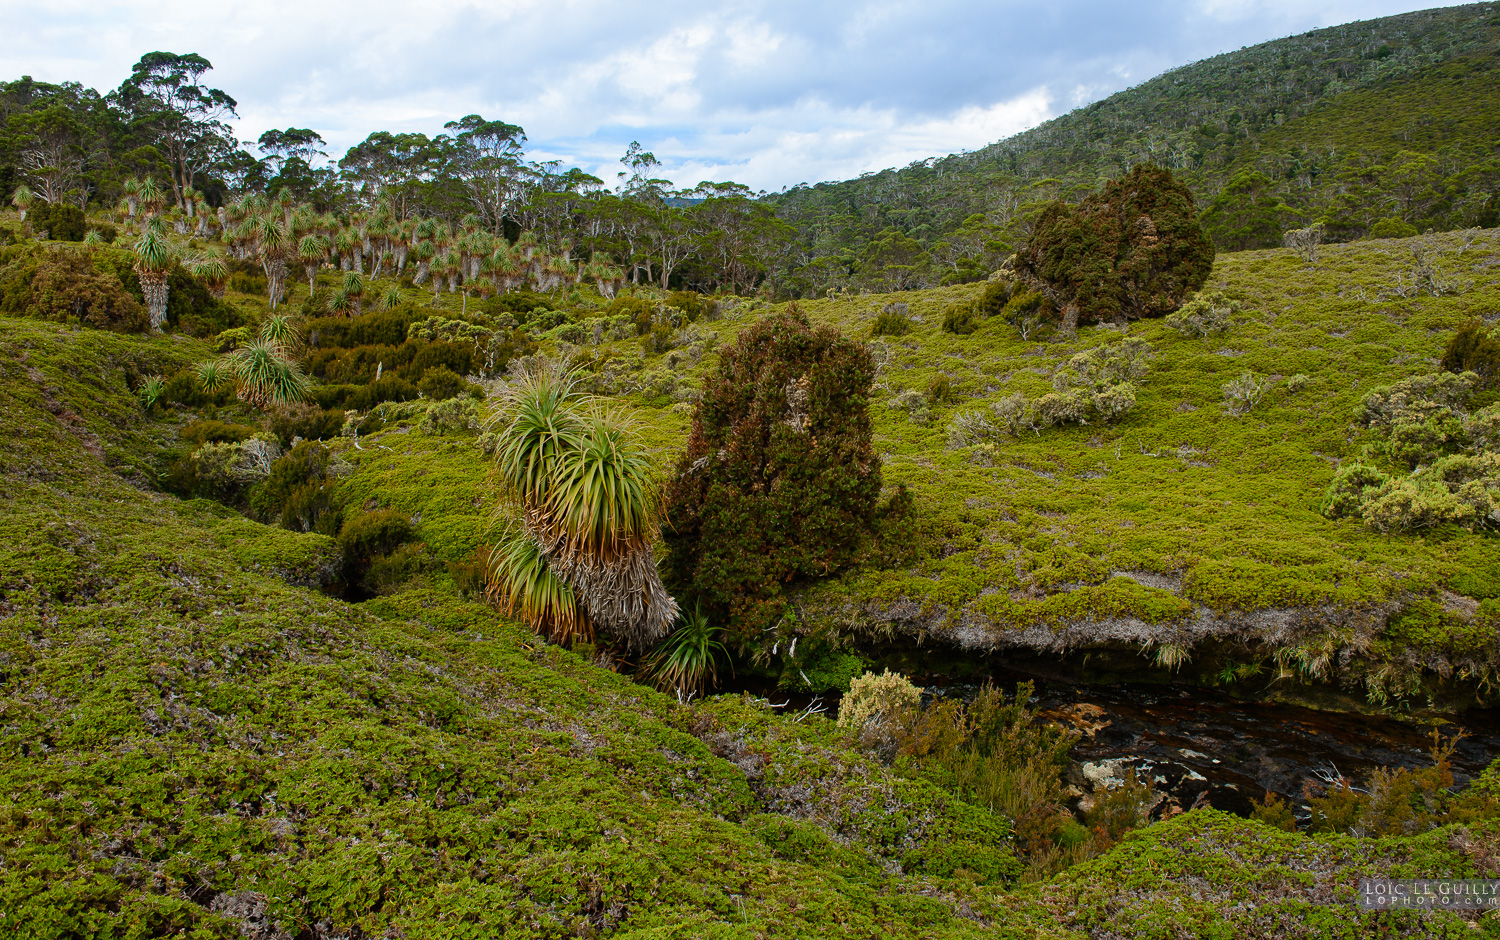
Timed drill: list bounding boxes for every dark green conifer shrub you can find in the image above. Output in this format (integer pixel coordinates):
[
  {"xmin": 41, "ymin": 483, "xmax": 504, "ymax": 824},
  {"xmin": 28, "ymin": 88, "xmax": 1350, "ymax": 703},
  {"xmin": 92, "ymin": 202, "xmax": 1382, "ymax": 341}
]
[
  {"xmin": 345, "ymin": 376, "xmax": 419, "ymax": 411},
  {"xmin": 180, "ymin": 419, "xmax": 258, "ymax": 448},
  {"xmin": 398, "ymin": 340, "xmax": 474, "ymax": 383},
  {"xmin": 250, "ymin": 441, "xmax": 345, "ymax": 534},
  {"xmin": 268, "ymin": 403, "xmax": 346, "ymax": 446},
  {"xmin": 662, "ymin": 308, "xmax": 882, "ymax": 638},
  {"xmin": 305, "ymin": 310, "xmax": 423, "ymax": 349},
  {"xmin": 1443, "ymin": 320, "xmax": 1500, "ymax": 387},
  {"xmin": 27, "ymin": 202, "xmax": 88, "ymax": 241},
  {"xmin": 338, "ymin": 509, "xmax": 416, "ymax": 592},
  {"xmin": 1014, "ymin": 164, "xmax": 1214, "ymax": 330}
]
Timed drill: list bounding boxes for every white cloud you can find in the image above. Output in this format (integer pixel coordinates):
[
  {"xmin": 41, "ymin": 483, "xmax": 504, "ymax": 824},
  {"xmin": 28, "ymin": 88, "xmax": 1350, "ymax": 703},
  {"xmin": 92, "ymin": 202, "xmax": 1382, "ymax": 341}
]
[{"xmin": 0, "ymin": 0, "xmax": 1455, "ymax": 190}]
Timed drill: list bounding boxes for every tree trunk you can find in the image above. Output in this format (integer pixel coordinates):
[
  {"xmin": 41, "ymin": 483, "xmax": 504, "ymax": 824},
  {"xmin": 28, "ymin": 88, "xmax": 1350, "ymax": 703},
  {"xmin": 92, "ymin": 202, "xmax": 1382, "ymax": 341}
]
[{"xmin": 140, "ymin": 271, "xmax": 169, "ymax": 332}]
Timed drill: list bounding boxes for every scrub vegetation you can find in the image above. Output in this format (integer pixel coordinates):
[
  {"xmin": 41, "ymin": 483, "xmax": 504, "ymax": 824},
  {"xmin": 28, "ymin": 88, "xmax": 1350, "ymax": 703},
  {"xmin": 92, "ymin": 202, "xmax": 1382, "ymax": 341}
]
[{"xmin": 5, "ymin": 6, "xmax": 1500, "ymax": 937}]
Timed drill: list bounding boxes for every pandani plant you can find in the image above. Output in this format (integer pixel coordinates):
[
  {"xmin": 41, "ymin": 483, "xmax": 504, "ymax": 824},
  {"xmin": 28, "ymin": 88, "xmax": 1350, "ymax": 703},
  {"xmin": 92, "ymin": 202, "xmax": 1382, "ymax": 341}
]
[
  {"xmin": 11, "ymin": 184, "xmax": 34, "ymax": 222},
  {"xmin": 486, "ymin": 359, "xmax": 678, "ymax": 649},
  {"xmin": 133, "ymin": 221, "xmax": 175, "ymax": 332},
  {"xmin": 642, "ymin": 604, "xmax": 729, "ymax": 697},
  {"xmin": 211, "ymin": 315, "xmax": 307, "ymax": 409}
]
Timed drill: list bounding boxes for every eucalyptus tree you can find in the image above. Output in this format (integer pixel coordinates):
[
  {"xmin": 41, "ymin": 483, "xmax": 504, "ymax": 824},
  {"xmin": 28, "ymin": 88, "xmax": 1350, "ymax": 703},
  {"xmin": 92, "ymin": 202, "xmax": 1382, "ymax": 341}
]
[
  {"xmin": 133, "ymin": 221, "xmax": 176, "ymax": 331},
  {"xmin": 338, "ymin": 131, "xmax": 436, "ymax": 219},
  {"xmin": 12, "ymin": 104, "xmax": 89, "ymax": 206},
  {"xmin": 113, "ymin": 52, "xmax": 238, "ymax": 211},
  {"xmin": 444, "ymin": 114, "xmax": 527, "ymax": 235}
]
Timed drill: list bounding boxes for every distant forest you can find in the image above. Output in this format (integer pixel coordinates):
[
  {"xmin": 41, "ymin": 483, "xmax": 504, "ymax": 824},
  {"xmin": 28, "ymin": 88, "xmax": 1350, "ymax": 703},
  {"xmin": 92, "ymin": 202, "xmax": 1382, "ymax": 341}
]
[{"xmin": 5, "ymin": 3, "xmax": 1500, "ymax": 297}]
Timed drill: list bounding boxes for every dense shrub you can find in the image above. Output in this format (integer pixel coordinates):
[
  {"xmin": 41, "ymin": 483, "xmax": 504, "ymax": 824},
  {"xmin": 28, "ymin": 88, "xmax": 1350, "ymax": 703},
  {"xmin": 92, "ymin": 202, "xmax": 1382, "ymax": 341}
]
[
  {"xmin": 1014, "ymin": 164, "xmax": 1214, "ymax": 331},
  {"xmin": 249, "ymin": 441, "xmax": 348, "ymax": 534},
  {"xmin": 27, "ymin": 203, "xmax": 87, "ymax": 241},
  {"xmin": 484, "ymin": 291, "xmax": 551, "ymax": 318},
  {"xmin": 926, "ymin": 374, "xmax": 956, "ymax": 405},
  {"xmin": 268, "ymin": 403, "xmax": 347, "ymax": 446},
  {"xmin": 417, "ymin": 366, "xmax": 470, "ymax": 400},
  {"xmin": 838, "ymin": 669, "xmax": 922, "ymax": 732},
  {"xmin": 1000, "ymin": 288, "xmax": 1053, "ymax": 339},
  {"xmin": 941, "ymin": 302, "xmax": 979, "ymax": 335},
  {"xmin": 158, "ymin": 367, "xmax": 234, "ymax": 409},
  {"xmin": 1322, "ymin": 462, "xmax": 1393, "ymax": 519},
  {"xmin": 973, "ymin": 278, "xmax": 1013, "ymax": 318},
  {"xmin": 666, "ymin": 290, "xmax": 710, "ymax": 321},
  {"xmin": 166, "ymin": 435, "xmax": 281, "ymax": 502},
  {"xmin": 345, "ymin": 376, "xmax": 420, "ymax": 412},
  {"xmin": 1442, "ymin": 320, "xmax": 1500, "ymax": 387},
  {"xmin": 1368, "ymin": 217, "xmax": 1419, "ymax": 239},
  {"xmin": 662, "ymin": 308, "xmax": 883, "ymax": 637},
  {"xmin": 1325, "ymin": 371, "xmax": 1500, "ymax": 532},
  {"xmin": 948, "ymin": 338, "xmax": 1149, "ymax": 444},
  {"xmin": 398, "ymin": 340, "xmax": 474, "ymax": 383},
  {"xmin": 305, "ymin": 310, "xmax": 424, "ymax": 349},
  {"xmin": 418, "ymin": 397, "xmax": 482, "ymax": 435},
  {"xmin": 640, "ymin": 323, "xmax": 674, "ymax": 354},
  {"xmin": 89, "ymin": 249, "xmax": 242, "ymax": 337},
  {"xmin": 9, "ymin": 245, "xmax": 147, "ymax": 332},
  {"xmin": 870, "ymin": 302, "xmax": 912, "ymax": 337},
  {"xmin": 180, "ymin": 419, "xmax": 258, "ymax": 448},
  {"xmin": 1166, "ymin": 289, "xmax": 1238, "ymax": 337},
  {"xmin": 338, "ymin": 509, "xmax": 416, "ymax": 591}
]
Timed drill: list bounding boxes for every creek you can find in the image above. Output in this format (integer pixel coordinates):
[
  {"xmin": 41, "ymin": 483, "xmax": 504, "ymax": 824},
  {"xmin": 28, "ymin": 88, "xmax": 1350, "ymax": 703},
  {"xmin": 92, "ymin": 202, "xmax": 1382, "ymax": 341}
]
[{"xmin": 741, "ymin": 665, "xmax": 1500, "ymax": 817}]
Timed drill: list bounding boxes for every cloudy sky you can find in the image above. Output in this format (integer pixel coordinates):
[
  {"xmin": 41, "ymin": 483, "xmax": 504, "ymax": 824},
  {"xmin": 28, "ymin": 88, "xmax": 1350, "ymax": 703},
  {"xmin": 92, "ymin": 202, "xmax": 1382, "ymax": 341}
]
[{"xmin": 2, "ymin": 0, "xmax": 1452, "ymax": 192}]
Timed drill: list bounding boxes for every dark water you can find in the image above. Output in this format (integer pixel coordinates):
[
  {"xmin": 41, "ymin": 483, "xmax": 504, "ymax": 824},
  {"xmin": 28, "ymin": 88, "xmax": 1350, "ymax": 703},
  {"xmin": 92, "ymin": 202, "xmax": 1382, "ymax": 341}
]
[{"xmin": 734, "ymin": 670, "xmax": 1500, "ymax": 811}]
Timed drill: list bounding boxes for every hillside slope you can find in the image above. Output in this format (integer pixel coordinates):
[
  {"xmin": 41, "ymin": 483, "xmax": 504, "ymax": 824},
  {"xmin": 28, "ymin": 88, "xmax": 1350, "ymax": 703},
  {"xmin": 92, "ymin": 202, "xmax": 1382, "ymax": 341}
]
[
  {"xmin": 769, "ymin": 2, "xmax": 1500, "ymax": 282},
  {"xmin": 0, "ymin": 320, "xmax": 1050, "ymax": 937},
  {"xmin": 6, "ymin": 302, "xmax": 1500, "ymax": 939}
]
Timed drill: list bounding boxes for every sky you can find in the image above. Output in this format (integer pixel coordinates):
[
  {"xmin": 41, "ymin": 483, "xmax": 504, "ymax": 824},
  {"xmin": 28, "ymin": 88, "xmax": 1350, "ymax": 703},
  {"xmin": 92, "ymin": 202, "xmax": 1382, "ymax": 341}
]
[{"xmin": 0, "ymin": 0, "xmax": 1457, "ymax": 192}]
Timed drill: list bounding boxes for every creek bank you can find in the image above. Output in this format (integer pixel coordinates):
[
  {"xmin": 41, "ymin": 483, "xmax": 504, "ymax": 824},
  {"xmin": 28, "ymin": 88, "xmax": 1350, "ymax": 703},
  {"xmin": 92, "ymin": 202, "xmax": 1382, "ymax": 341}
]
[{"xmin": 723, "ymin": 660, "xmax": 1500, "ymax": 824}]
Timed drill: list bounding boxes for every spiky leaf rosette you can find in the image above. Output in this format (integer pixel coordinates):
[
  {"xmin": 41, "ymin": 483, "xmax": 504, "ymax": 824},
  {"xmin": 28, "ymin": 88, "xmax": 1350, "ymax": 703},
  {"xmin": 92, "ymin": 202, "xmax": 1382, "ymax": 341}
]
[
  {"xmin": 532, "ymin": 407, "xmax": 677, "ymax": 649},
  {"xmin": 229, "ymin": 339, "xmax": 309, "ymax": 409},
  {"xmin": 195, "ymin": 359, "xmax": 230, "ymax": 394},
  {"xmin": 642, "ymin": 604, "xmax": 728, "ymax": 696},
  {"xmin": 188, "ymin": 253, "xmax": 229, "ymax": 299},
  {"xmin": 490, "ymin": 360, "xmax": 585, "ymax": 507},
  {"xmin": 133, "ymin": 225, "xmax": 174, "ymax": 331},
  {"xmin": 486, "ymin": 530, "xmax": 587, "ymax": 645},
  {"xmin": 488, "ymin": 359, "xmax": 677, "ymax": 649},
  {"xmin": 259, "ymin": 314, "xmax": 303, "ymax": 355}
]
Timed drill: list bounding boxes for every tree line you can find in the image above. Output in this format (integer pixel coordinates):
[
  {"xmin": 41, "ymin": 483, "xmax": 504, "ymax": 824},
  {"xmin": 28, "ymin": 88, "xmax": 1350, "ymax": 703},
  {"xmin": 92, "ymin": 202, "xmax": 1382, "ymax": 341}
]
[{"xmin": 7, "ymin": 6, "xmax": 1500, "ymax": 302}]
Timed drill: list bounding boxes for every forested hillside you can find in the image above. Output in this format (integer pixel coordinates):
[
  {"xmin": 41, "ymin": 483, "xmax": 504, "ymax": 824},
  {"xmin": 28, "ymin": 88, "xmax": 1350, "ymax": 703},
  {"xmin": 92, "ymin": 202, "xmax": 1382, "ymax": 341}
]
[{"xmin": 769, "ymin": 2, "xmax": 1500, "ymax": 282}]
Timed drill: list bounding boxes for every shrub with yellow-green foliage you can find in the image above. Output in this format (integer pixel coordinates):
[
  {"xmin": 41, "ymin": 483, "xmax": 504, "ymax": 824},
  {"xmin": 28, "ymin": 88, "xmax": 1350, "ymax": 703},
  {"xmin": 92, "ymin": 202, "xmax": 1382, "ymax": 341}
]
[
  {"xmin": 838, "ymin": 668, "xmax": 923, "ymax": 732},
  {"xmin": 1325, "ymin": 370, "xmax": 1500, "ymax": 532}
]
